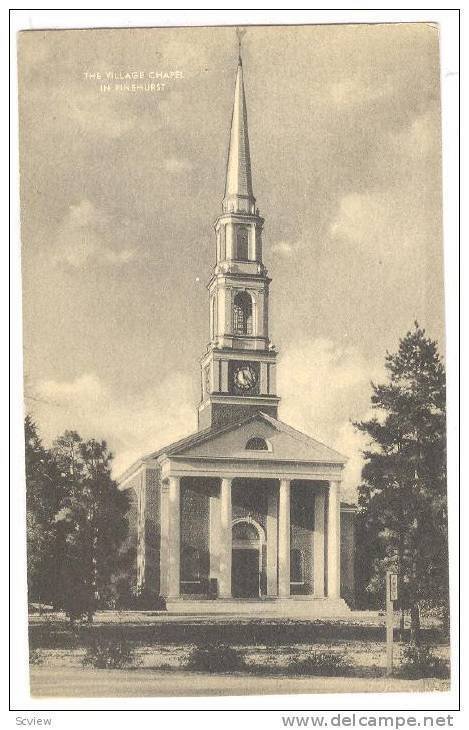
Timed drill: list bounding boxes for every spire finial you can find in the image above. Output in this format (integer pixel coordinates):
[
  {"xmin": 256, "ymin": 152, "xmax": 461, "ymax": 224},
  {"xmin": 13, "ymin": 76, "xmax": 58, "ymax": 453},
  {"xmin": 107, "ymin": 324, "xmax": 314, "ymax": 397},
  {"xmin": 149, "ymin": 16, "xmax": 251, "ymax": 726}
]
[{"xmin": 235, "ymin": 27, "xmax": 246, "ymax": 64}]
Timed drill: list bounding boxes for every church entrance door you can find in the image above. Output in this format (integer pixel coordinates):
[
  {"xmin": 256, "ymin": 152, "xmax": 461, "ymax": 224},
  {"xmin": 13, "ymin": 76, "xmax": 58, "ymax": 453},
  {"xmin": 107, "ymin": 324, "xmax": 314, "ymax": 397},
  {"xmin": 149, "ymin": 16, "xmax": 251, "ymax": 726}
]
[
  {"xmin": 231, "ymin": 518, "xmax": 263, "ymax": 598},
  {"xmin": 232, "ymin": 549, "xmax": 259, "ymax": 597}
]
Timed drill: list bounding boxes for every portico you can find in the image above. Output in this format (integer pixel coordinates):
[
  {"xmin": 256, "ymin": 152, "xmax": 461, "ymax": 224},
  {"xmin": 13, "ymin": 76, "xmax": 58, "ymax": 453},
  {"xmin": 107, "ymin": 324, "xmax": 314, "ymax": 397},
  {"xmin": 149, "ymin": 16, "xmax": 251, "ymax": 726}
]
[
  {"xmin": 159, "ymin": 474, "xmax": 340, "ymax": 603},
  {"xmin": 118, "ymin": 412, "xmax": 350, "ymax": 614}
]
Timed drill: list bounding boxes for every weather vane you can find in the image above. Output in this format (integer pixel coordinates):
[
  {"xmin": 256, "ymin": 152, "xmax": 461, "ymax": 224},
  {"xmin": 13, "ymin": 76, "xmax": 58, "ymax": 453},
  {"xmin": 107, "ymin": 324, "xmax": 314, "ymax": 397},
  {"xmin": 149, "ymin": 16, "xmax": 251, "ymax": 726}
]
[{"xmin": 235, "ymin": 27, "xmax": 247, "ymax": 61}]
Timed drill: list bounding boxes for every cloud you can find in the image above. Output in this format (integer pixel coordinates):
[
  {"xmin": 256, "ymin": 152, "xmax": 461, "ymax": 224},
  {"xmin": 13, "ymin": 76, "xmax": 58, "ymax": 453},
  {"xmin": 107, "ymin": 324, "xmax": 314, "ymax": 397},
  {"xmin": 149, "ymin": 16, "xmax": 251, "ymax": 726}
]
[
  {"xmin": 389, "ymin": 110, "xmax": 438, "ymax": 159},
  {"xmin": 278, "ymin": 338, "xmax": 383, "ymax": 499},
  {"xmin": 329, "ymin": 193, "xmax": 384, "ymax": 246},
  {"xmin": 270, "ymin": 239, "xmax": 304, "ymax": 258},
  {"xmin": 328, "ymin": 190, "xmax": 424, "ymax": 262},
  {"xmin": 38, "ymin": 373, "xmax": 105, "ymax": 403},
  {"xmin": 164, "ymin": 157, "xmax": 193, "ymax": 174},
  {"xmin": 65, "ymin": 93, "xmax": 138, "ymax": 139},
  {"xmin": 31, "ymin": 370, "xmax": 196, "ymax": 478},
  {"xmin": 54, "ymin": 199, "xmax": 137, "ymax": 268}
]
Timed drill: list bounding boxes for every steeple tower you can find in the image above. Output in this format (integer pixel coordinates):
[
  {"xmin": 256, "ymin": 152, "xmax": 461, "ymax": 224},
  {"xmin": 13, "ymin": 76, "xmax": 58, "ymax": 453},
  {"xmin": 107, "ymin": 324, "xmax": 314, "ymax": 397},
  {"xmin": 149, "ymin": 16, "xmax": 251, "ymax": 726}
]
[{"xmin": 198, "ymin": 49, "xmax": 279, "ymax": 430}]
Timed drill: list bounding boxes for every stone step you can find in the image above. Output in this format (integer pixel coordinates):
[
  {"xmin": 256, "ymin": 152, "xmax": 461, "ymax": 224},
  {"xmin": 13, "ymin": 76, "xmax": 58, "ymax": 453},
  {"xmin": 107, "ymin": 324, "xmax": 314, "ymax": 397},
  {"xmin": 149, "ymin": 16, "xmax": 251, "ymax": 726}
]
[{"xmin": 165, "ymin": 597, "xmax": 351, "ymax": 617}]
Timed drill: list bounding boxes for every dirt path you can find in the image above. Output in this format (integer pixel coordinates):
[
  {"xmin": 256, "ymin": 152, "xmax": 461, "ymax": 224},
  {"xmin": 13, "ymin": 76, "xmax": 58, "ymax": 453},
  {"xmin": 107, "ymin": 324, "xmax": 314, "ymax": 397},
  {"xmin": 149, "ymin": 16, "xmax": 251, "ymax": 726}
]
[{"xmin": 30, "ymin": 666, "xmax": 450, "ymax": 698}]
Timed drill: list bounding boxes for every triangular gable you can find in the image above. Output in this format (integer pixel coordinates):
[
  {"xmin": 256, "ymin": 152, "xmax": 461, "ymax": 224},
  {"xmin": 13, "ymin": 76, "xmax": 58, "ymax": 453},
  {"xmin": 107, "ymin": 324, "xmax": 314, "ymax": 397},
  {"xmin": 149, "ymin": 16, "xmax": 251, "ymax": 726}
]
[{"xmin": 166, "ymin": 412, "xmax": 346, "ymax": 464}]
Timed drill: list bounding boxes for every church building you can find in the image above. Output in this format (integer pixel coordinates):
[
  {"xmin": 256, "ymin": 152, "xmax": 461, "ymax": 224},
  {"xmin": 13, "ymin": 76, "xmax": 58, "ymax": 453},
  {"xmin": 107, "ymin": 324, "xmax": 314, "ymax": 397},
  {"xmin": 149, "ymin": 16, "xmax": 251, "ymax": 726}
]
[{"xmin": 118, "ymin": 53, "xmax": 355, "ymax": 616}]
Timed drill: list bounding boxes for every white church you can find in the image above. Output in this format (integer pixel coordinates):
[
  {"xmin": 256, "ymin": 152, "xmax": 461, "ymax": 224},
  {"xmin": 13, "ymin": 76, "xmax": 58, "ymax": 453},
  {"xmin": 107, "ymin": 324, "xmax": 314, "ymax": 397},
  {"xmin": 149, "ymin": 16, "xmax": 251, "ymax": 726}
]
[{"xmin": 118, "ymin": 51, "xmax": 355, "ymax": 616}]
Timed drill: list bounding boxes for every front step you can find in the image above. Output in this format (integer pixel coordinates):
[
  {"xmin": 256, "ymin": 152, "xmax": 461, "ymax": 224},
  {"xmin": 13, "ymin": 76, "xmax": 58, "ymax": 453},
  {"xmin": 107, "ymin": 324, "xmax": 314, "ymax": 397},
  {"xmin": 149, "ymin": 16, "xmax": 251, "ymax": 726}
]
[{"xmin": 165, "ymin": 597, "xmax": 351, "ymax": 617}]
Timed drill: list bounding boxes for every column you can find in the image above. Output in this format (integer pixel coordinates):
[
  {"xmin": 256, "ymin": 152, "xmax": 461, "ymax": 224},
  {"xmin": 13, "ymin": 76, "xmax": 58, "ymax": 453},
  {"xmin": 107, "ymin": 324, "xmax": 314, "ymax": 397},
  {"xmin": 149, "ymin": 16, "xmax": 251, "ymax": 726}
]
[
  {"xmin": 327, "ymin": 480, "xmax": 341, "ymax": 599},
  {"xmin": 313, "ymin": 489, "xmax": 325, "ymax": 598},
  {"xmin": 278, "ymin": 479, "xmax": 291, "ymax": 598},
  {"xmin": 167, "ymin": 476, "xmax": 181, "ymax": 598},
  {"xmin": 266, "ymin": 487, "xmax": 278, "ymax": 596},
  {"xmin": 219, "ymin": 478, "xmax": 232, "ymax": 598}
]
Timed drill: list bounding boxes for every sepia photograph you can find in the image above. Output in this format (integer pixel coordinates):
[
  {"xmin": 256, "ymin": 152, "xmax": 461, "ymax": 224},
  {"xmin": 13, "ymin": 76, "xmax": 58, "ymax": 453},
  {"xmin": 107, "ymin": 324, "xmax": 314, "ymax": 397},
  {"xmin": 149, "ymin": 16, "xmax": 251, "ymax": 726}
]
[{"xmin": 16, "ymin": 19, "xmax": 452, "ymax": 701}]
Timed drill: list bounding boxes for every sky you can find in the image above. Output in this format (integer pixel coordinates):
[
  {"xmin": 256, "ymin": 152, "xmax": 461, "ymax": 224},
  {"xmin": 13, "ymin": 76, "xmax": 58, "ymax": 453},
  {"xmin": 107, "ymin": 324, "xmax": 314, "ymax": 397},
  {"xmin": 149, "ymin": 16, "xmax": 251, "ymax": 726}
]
[{"xmin": 18, "ymin": 23, "xmax": 445, "ymax": 499}]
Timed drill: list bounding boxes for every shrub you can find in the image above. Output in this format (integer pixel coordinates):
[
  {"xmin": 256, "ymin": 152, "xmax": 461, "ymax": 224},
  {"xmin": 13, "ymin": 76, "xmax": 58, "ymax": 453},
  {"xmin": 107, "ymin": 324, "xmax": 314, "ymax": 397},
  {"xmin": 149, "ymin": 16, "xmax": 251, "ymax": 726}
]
[
  {"xmin": 398, "ymin": 643, "xmax": 449, "ymax": 679},
  {"xmin": 82, "ymin": 637, "xmax": 141, "ymax": 669},
  {"xmin": 116, "ymin": 589, "xmax": 166, "ymax": 611},
  {"xmin": 187, "ymin": 644, "xmax": 245, "ymax": 673},
  {"xmin": 290, "ymin": 650, "xmax": 352, "ymax": 677},
  {"xmin": 29, "ymin": 648, "xmax": 43, "ymax": 666}
]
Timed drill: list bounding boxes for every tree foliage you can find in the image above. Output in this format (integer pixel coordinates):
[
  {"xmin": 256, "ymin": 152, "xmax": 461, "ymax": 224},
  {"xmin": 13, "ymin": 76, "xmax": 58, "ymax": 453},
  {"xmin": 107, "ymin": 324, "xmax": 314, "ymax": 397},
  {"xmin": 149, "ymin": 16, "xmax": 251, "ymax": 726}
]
[
  {"xmin": 25, "ymin": 415, "xmax": 61, "ymax": 607},
  {"xmin": 354, "ymin": 323, "xmax": 447, "ymax": 628},
  {"xmin": 24, "ymin": 419, "xmax": 129, "ymax": 621}
]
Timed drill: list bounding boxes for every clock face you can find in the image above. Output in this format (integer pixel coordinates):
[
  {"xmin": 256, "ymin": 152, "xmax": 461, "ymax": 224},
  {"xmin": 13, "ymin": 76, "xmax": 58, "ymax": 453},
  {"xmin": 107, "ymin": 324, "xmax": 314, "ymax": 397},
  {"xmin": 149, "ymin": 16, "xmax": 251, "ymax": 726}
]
[{"xmin": 233, "ymin": 365, "xmax": 258, "ymax": 392}]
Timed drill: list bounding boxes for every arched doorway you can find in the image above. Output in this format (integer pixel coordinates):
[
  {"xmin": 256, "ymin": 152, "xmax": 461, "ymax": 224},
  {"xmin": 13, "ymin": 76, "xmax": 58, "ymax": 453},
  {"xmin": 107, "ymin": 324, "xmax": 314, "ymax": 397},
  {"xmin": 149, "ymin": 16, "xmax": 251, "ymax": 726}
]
[{"xmin": 231, "ymin": 518, "xmax": 264, "ymax": 598}]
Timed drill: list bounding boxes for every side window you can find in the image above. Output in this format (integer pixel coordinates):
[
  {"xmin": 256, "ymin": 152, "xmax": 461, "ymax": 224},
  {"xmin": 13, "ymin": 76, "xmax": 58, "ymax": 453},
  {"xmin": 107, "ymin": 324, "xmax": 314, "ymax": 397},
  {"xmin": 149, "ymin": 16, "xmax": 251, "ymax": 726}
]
[{"xmin": 236, "ymin": 226, "xmax": 249, "ymax": 260}]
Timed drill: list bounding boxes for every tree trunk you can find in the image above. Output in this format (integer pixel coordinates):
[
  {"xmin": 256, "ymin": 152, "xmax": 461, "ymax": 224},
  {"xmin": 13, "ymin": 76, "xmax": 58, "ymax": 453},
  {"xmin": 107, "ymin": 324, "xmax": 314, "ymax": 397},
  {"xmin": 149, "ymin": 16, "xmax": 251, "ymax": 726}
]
[{"xmin": 410, "ymin": 604, "xmax": 420, "ymax": 644}]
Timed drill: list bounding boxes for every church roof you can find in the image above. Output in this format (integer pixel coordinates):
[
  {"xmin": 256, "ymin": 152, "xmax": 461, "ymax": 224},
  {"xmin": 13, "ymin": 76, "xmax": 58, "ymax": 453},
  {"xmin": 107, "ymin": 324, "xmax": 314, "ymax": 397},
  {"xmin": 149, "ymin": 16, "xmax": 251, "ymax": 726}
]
[
  {"xmin": 224, "ymin": 58, "xmax": 254, "ymax": 207},
  {"xmin": 137, "ymin": 412, "xmax": 346, "ymax": 469}
]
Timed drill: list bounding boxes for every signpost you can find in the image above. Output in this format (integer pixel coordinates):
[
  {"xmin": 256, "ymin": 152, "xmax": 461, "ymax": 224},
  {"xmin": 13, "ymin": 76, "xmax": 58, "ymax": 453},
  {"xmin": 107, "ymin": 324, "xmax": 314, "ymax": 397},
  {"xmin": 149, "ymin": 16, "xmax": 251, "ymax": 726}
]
[{"xmin": 386, "ymin": 571, "xmax": 398, "ymax": 676}]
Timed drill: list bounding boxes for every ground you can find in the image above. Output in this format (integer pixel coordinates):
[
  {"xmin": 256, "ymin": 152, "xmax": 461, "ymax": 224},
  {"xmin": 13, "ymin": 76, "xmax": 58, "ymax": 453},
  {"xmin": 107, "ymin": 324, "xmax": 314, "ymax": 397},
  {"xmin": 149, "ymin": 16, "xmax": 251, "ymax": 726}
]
[{"xmin": 28, "ymin": 610, "xmax": 450, "ymax": 698}]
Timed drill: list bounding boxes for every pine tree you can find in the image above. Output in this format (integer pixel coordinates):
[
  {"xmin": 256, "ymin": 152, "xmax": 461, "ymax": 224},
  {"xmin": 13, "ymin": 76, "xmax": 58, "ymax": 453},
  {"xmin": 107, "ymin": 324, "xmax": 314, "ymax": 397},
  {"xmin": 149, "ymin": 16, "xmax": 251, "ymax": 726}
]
[
  {"xmin": 354, "ymin": 323, "xmax": 447, "ymax": 640},
  {"xmin": 24, "ymin": 415, "xmax": 61, "ymax": 608},
  {"xmin": 52, "ymin": 431, "xmax": 129, "ymax": 621}
]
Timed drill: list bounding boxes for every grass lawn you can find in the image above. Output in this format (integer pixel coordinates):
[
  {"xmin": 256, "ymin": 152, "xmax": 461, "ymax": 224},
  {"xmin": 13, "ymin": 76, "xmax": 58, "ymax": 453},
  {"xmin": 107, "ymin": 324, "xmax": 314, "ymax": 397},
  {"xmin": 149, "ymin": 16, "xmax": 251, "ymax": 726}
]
[{"xmin": 28, "ymin": 611, "xmax": 450, "ymax": 698}]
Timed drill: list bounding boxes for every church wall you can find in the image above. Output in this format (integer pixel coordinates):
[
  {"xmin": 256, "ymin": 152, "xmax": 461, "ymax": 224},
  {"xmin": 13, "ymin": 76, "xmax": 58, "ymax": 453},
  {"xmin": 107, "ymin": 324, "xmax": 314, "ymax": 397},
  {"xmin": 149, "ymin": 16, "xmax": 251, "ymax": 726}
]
[
  {"xmin": 120, "ymin": 481, "xmax": 138, "ymax": 598},
  {"xmin": 198, "ymin": 401, "xmax": 278, "ymax": 432},
  {"xmin": 340, "ymin": 507, "xmax": 356, "ymax": 606},
  {"xmin": 144, "ymin": 467, "xmax": 161, "ymax": 597},
  {"xmin": 290, "ymin": 482, "xmax": 315, "ymax": 596},
  {"xmin": 180, "ymin": 478, "xmax": 212, "ymax": 595}
]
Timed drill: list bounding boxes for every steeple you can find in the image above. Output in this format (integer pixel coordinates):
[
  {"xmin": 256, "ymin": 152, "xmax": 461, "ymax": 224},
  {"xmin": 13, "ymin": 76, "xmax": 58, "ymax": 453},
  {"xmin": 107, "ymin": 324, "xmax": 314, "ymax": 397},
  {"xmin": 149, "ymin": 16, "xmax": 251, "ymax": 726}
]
[
  {"xmin": 197, "ymin": 46, "xmax": 279, "ymax": 431},
  {"xmin": 223, "ymin": 57, "xmax": 256, "ymax": 215}
]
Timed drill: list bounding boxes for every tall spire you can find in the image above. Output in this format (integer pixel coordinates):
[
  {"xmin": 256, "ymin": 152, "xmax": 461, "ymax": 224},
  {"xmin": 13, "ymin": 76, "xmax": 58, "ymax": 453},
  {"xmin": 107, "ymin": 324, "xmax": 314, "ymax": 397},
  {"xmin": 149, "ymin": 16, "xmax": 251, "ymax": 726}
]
[{"xmin": 223, "ymin": 52, "xmax": 256, "ymax": 215}]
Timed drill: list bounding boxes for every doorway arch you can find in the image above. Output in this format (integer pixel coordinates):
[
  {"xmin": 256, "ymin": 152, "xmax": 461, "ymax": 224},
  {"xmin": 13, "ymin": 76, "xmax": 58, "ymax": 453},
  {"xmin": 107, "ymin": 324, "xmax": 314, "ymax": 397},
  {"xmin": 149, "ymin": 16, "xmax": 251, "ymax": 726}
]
[{"xmin": 231, "ymin": 517, "xmax": 265, "ymax": 598}]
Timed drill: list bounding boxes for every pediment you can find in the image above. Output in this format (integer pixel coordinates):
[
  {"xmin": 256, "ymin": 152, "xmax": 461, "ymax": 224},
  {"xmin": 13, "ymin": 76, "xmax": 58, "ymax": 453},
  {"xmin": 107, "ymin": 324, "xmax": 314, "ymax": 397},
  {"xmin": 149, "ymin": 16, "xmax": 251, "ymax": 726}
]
[{"xmin": 161, "ymin": 413, "xmax": 346, "ymax": 465}]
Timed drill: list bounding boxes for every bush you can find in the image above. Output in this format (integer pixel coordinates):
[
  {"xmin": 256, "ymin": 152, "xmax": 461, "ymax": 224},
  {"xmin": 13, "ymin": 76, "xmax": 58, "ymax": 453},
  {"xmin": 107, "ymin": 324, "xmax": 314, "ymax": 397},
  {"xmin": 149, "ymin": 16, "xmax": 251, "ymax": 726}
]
[
  {"xmin": 187, "ymin": 644, "xmax": 245, "ymax": 673},
  {"xmin": 116, "ymin": 588, "xmax": 166, "ymax": 611},
  {"xmin": 398, "ymin": 643, "xmax": 449, "ymax": 679},
  {"xmin": 29, "ymin": 648, "xmax": 43, "ymax": 666},
  {"xmin": 290, "ymin": 650, "xmax": 352, "ymax": 677},
  {"xmin": 81, "ymin": 637, "xmax": 141, "ymax": 669}
]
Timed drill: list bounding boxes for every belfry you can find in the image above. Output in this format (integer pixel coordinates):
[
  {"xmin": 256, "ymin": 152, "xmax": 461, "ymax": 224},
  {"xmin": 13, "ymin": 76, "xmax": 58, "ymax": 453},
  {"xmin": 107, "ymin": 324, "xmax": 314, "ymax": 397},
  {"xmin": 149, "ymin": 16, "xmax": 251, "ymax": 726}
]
[{"xmin": 118, "ymin": 50, "xmax": 355, "ymax": 615}]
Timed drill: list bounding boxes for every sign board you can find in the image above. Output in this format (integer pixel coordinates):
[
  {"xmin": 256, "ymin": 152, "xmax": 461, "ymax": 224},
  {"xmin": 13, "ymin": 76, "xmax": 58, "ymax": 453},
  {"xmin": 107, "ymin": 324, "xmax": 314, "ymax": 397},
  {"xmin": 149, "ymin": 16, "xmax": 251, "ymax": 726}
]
[{"xmin": 389, "ymin": 573, "xmax": 398, "ymax": 602}]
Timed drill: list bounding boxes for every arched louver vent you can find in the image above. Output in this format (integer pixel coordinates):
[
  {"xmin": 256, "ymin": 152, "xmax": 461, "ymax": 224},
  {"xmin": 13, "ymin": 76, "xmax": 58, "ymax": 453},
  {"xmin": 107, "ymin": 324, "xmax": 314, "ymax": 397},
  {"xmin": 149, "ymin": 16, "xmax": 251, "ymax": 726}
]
[{"xmin": 246, "ymin": 436, "xmax": 269, "ymax": 451}]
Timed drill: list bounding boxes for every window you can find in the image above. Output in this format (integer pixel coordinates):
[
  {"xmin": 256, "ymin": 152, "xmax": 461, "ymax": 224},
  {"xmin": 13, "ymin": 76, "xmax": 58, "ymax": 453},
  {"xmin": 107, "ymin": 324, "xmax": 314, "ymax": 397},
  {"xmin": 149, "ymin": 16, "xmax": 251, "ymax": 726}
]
[
  {"xmin": 290, "ymin": 549, "xmax": 305, "ymax": 584},
  {"xmin": 246, "ymin": 437, "xmax": 269, "ymax": 451},
  {"xmin": 236, "ymin": 226, "xmax": 249, "ymax": 260},
  {"xmin": 181, "ymin": 546, "xmax": 201, "ymax": 583},
  {"xmin": 233, "ymin": 291, "xmax": 253, "ymax": 335}
]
